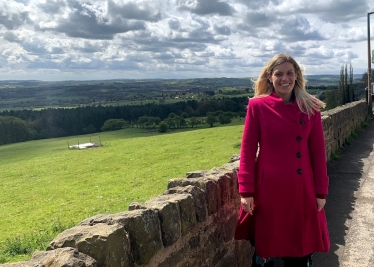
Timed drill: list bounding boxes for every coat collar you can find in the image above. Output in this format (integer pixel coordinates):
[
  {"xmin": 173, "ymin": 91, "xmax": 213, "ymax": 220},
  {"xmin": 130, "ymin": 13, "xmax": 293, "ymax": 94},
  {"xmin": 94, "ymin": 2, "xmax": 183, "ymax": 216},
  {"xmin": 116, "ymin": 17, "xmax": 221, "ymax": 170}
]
[{"xmin": 268, "ymin": 91, "xmax": 296, "ymax": 106}]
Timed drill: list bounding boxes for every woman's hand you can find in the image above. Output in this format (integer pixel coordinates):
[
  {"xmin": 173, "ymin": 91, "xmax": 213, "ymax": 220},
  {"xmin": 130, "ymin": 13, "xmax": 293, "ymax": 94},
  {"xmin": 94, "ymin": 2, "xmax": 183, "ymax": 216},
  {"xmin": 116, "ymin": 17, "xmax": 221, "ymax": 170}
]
[
  {"xmin": 316, "ymin": 198, "xmax": 326, "ymax": 211},
  {"xmin": 241, "ymin": 197, "xmax": 254, "ymax": 215}
]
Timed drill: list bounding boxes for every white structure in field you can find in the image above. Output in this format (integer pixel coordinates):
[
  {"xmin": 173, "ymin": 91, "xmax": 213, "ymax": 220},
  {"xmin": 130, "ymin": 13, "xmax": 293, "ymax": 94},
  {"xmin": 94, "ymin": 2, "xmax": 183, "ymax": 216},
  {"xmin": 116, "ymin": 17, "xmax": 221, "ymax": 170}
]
[
  {"xmin": 68, "ymin": 142, "xmax": 100, "ymax": 149},
  {"xmin": 68, "ymin": 137, "xmax": 102, "ymax": 149},
  {"xmin": 69, "ymin": 143, "xmax": 96, "ymax": 149}
]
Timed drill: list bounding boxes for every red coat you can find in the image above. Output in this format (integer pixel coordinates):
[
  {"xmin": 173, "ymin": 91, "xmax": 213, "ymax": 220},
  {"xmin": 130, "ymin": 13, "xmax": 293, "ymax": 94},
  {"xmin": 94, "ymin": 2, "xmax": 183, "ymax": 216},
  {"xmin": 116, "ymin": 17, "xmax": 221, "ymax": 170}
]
[{"xmin": 236, "ymin": 92, "xmax": 330, "ymax": 258}]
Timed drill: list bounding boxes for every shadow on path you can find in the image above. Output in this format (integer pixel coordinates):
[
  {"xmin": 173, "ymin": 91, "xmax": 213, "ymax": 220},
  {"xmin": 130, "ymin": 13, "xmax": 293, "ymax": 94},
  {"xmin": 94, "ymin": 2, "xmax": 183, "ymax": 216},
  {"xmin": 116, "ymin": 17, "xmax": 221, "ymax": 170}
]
[{"xmin": 313, "ymin": 119, "xmax": 374, "ymax": 267}]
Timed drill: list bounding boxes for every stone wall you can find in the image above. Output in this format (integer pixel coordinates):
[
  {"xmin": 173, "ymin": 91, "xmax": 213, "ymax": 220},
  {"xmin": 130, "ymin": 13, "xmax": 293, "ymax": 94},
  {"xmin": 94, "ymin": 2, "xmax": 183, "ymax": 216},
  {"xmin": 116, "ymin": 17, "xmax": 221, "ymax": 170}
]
[
  {"xmin": 322, "ymin": 100, "xmax": 368, "ymax": 160},
  {"xmin": 0, "ymin": 100, "xmax": 368, "ymax": 267}
]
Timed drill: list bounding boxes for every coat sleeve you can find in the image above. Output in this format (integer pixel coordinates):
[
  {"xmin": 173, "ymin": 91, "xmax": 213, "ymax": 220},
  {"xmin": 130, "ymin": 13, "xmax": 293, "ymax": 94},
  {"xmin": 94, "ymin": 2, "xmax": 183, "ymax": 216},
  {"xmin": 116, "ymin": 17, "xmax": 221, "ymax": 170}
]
[
  {"xmin": 308, "ymin": 111, "xmax": 329, "ymax": 195},
  {"xmin": 237, "ymin": 99, "xmax": 260, "ymax": 194}
]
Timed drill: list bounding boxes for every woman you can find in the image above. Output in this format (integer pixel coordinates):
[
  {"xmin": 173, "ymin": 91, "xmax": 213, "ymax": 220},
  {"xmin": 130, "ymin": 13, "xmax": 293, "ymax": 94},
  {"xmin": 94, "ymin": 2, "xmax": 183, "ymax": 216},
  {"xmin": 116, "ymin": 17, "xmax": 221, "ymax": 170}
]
[{"xmin": 236, "ymin": 53, "xmax": 330, "ymax": 267}]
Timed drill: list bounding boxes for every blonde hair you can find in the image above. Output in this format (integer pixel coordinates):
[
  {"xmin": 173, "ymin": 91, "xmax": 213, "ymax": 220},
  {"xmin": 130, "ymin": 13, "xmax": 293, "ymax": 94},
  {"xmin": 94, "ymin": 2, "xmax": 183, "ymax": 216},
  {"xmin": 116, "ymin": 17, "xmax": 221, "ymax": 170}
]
[{"xmin": 254, "ymin": 53, "xmax": 325, "ymax": 116}]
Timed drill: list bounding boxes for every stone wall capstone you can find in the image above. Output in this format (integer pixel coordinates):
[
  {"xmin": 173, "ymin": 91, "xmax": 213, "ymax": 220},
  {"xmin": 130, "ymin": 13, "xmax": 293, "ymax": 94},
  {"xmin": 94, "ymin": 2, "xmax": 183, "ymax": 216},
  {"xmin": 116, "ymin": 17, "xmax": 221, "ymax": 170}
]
[{"xmin": 0, "ymin": 100, "xmax": 368, "ymax": 267}]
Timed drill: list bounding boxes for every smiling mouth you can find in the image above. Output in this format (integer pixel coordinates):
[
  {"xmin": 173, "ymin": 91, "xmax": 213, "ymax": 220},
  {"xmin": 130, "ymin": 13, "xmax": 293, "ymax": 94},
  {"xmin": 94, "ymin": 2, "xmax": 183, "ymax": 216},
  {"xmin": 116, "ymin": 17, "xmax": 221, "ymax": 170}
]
[{"xmin": 280, "ymin": 83, "xmax": 290, "ymax": 87}]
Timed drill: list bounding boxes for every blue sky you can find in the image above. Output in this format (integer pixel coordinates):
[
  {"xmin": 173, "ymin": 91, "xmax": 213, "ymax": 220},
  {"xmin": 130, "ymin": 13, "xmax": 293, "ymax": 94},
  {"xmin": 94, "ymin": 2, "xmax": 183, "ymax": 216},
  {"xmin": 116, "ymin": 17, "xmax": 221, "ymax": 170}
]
[{"xmin": 0, "ymin": 0, "xmax": 374, "ymax": 81}]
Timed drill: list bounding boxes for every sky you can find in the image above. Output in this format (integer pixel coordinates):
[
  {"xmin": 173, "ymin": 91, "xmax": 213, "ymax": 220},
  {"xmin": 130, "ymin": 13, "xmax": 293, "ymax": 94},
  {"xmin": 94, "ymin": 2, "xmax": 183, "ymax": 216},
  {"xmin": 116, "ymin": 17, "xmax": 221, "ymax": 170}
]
[{"xmin": 1, "ymin": 0, "xmax": 374, "ymax": 81}]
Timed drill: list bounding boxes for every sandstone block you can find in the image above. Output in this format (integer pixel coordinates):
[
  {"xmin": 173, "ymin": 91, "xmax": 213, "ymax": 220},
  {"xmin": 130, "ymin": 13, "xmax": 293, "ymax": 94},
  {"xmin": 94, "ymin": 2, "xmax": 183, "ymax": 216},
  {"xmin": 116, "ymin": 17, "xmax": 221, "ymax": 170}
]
[
  {"xmin": 164, "ymin": 185, "xmax": 207, "ymax": 222},
  {"xmin": 0, "ymin": 247, "xmax": 97, "ymax": 267},
  {"xmin": 79, "ymin": 209, "xmax": 162, "ymax": 265},
  {"xmin": 48, "ymin": 223, "xmax": 131, "ymax": 267}
]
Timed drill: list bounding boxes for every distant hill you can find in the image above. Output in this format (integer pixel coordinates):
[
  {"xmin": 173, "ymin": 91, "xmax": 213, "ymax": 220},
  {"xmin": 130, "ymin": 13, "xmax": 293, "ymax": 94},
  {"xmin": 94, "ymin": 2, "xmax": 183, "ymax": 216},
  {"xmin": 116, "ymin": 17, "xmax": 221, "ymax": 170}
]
[
  {"xmin": 0, "ymin": 74, "xmax": 362, "ymax": 86},
  {"xmin": 305, "ymin": 74, "xmax": 362, "ymax": 86},
  {"xmin": 0, "ymin": 76, "xmax": 364, "ymax": 112}
]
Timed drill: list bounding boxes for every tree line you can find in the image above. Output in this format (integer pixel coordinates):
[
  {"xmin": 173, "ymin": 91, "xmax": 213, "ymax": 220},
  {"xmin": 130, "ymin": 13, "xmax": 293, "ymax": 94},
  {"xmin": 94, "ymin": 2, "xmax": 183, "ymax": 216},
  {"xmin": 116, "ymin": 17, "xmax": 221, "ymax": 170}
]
[
  {"xmin": 0, "ymin": 97, "xmax": 248, "ymax": 145},
  {"xmin": 2, "ymin": 69, "xmax": 369, "ymax": 146},
  {"xmin": 323, "ymin": 64, "xmax": 354, "ymax": 109}
]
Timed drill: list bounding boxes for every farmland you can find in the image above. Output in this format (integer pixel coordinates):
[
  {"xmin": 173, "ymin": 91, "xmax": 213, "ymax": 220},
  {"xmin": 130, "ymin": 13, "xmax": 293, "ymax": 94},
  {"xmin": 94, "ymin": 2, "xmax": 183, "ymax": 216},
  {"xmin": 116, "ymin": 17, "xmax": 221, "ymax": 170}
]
[{"xmin": 0, "ymin": 75, "xmax": 363, "ymax": 112}]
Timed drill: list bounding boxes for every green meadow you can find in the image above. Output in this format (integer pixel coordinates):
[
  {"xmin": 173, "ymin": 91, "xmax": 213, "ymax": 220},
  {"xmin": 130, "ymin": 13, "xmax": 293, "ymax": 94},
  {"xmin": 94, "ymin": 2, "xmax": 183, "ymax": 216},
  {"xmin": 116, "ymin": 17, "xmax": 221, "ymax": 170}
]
[{"xmin": 0, "ymin": 121, "xmax": 243, "ymax": 263}]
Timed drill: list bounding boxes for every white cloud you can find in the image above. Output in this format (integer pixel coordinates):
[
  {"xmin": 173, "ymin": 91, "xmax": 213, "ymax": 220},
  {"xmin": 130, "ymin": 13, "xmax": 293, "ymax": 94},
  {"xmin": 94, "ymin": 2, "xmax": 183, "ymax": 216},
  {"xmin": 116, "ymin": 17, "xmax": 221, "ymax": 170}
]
[{"xmin": 0, "ymin": 0, "xmax": 372, "ymax": 80}]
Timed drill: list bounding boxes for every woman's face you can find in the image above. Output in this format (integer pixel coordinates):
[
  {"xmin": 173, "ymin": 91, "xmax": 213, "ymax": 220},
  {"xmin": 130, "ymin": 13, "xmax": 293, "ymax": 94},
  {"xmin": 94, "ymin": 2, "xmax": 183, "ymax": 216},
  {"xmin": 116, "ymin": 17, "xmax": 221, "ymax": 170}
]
[{"xmin": 269, "ymin": 62, "xmax": 297, "ymax": 102}]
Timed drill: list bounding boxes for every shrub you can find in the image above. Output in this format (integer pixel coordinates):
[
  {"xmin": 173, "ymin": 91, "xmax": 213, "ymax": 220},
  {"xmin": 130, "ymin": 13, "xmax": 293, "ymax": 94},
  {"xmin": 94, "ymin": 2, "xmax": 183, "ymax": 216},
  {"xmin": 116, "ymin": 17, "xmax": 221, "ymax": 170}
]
[
  {"xmin": 158, "ymin": 122, "xmax": 168, "ymax": 133},
  {"xmin": 101, "ymin": 119, "xmax": 128, "ymax": 131}
]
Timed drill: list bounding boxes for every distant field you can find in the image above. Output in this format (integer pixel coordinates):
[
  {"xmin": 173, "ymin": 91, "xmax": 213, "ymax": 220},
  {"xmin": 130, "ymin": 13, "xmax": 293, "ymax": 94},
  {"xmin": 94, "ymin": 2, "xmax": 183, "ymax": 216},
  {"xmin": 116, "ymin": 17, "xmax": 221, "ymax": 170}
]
[
  {"xmin": 0, "ymin": 75, "xmax": 359, "ymax": 112},
  {"xmin": 0, "ymin": 120, "xmax": 244, "ymax": 263},
  {"xmin": 0, "ymin": 78, "xmax": 254, "ymax": 112}
]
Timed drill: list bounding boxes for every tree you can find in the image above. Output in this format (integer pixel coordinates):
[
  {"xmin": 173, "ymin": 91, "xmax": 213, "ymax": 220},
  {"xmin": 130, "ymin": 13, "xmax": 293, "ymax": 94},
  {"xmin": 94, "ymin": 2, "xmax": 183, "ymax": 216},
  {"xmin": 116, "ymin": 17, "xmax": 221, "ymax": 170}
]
[
  {"xmin": 101, "ymin": 119, "xmax": 127, "ymax": 131},
  {"xmin": 0, "ymin": 91, "xmax": 249, "ymax": 144},
  {"xmin": 181, "ymin": 112, "xmax": 189, "ymax": 118},
  {"xmin": 315, "ymin": 91, "xmax": 326, "ymax": 101},
  {"xmin": 218, "ymin": 99, "xmax": 239, "ymax": 112},
  {"xmin": 137, "ymin": 116, "xmax": 149, "ymax": 128},
  {"xmin": 218, "ymin": 112, "xmax": 233, "ymax": 125},
  {"xmin": 344, "ymin": 64, "xmax": 348, "ymax": 103},
  {"xmin": 325, "ymin": 90, "xmax": 340, "ymax": 109},
  {"xmin": 83, "ymin": 124, "xmax": 97, "ymax": 134},
  {"xmin": 184, "ymin": 105, "xmax": 195, "ymax": 117},
  {"xmin": 150, "ymin": 117, "xmax": 161, "ymax": 128},
  {"xmin": 338, "ymin": 64, "xmax": 354, "ymax": 104},
  {"xmin": 189, "ymin": 117, "xmax": 200, "ymax": 128},
  {"xmin": 164, "ymin": 113, "xmax": 179, "ymax": 129},
  {"xmin": 328, "ymin": 63, "xmax": 354, "ymax": 109},
  {"xmin": 176, "ymin": 116, "xmax": 187, "ymax": 128},
  {"xmin": 0, "ymin": 116, "xmax": 32, "ymax": 144},
  {"xmin": 205, "ymin": 113, "xmax": 218, "ymax": 127},
  {"xmin": 196, "ymin": 101, "xmax": 218, "ymax": 116},
  {"xmin": 338, "ymin": 65, "xmax": 345, "ymax": 105},
  {"xmin": 349, "ymin": 64, "xmax": 355, "ymax": 101},
  {"xmin": 144, "ymin": 117, "xmax": 161, "ymax": 128},
  {"xmin": 158, "ymin": 122, "xmax": 168, "ymax": 133}
]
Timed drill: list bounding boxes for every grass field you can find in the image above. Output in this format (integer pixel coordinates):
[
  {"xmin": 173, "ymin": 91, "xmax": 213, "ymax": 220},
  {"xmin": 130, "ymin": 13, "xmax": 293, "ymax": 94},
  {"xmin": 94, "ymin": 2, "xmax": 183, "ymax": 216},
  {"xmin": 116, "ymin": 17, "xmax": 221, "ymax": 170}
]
[{"xmin": 0, "ymin": 120, "xmax": 244, "ymax": 263}]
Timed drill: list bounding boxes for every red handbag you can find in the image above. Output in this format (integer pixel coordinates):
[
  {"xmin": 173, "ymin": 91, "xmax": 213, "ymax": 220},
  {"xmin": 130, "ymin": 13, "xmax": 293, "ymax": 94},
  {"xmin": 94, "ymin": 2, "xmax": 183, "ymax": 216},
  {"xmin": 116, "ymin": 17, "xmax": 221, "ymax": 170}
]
[{"xmin": 234, "ymin": 206, "xmax": 255, "ymax": 240}]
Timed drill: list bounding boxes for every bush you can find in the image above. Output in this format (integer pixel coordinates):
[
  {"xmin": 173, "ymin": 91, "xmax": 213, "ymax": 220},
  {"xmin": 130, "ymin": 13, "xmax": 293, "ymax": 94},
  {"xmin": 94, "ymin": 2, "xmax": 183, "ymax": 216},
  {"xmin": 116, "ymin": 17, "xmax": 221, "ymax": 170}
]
[
  {"xmin": 158, "ymin": 122, "xmax": 168, "ymax": 133},
  {"xmin": 101, "ymin": 119, "xmax": 128, "ymax": 131}
]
